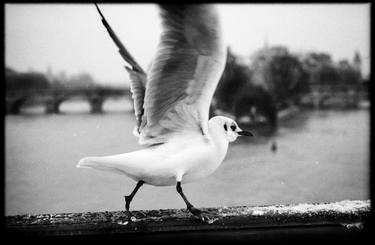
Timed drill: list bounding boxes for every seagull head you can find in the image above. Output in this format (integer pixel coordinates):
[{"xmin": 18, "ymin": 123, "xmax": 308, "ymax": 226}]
[{"xmin": 210, "ymin": 116, "xmax": 253, "ymax": 142}]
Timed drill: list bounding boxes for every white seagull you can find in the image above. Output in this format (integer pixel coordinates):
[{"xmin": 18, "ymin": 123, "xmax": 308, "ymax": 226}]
[{"xmin": 77, "ymin": 4, "xmax": 253, "ymax": 221}]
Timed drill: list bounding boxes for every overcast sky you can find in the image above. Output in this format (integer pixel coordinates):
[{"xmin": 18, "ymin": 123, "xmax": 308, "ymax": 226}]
[{"xmin": 5, "ymin": 3, "xmax": 370, "ymax": 85}]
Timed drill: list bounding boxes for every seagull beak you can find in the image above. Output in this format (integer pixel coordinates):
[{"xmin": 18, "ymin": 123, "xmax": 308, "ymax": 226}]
[{"xmin": 238, "ymin": 130, "xmax": 254, "ymax": 136}]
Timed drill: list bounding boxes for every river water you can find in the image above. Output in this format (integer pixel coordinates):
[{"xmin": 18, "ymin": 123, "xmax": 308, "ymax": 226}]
[{"xmin": 5, "ymin": 101, "xmax": 370, "ymax": 215}]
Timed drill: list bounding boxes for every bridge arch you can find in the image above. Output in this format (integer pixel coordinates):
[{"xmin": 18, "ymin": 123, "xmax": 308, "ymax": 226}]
[
  {"xmin": 45, "ymin": 96, "xmax": 67, "ymax": 114},
  {"xmin": 102, "ymin": 97, "xmax": 134, "ymax": 112},
  {"xmin": 6, "ymin": 97, "xmax": 28, "ymax": 114}
]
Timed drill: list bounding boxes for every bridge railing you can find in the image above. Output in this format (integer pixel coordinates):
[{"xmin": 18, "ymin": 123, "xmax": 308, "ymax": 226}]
[
  {"xmin": 5, "ymin": 87, "xmax": 132, "ymax": 114},
  {"xmin": 6, "ymin": 87, "xmax": 130, "ymax": 97}
]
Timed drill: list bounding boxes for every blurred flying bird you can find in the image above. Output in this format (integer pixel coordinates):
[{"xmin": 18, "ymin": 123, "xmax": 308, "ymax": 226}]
[{"xmin": 77, "ymin": 4, "xmax": 253, "ymax": 222}]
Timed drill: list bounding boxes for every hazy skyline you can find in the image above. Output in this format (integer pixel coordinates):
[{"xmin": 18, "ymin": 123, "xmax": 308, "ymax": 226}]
[{"xmin": 5, "ymin": 3, "xmax": 370, "ymax": 85}]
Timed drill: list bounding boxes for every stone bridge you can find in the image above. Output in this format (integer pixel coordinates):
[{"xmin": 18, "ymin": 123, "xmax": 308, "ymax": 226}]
[{"xmin": 6, "ymin": 87, "xmax": 132, "ymax": 114}]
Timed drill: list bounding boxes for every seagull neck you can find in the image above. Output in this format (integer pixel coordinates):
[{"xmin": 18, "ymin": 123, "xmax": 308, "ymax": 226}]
[{"xmin": 208, "ymin": 121, "xmax": 229, "ymax": 158}]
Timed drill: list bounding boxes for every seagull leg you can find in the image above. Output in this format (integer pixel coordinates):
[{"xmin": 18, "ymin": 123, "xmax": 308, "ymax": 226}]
[
  {"xmin": 176, "ymin": 181, "xmax": 208, "ymax": 221},
  {"xmin": 124, "ymin": 180, "xmax": 144, "ymax": 220}
]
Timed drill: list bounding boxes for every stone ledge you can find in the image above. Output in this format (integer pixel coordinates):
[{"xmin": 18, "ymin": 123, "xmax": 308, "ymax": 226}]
[{"xmin": 5, "ymin": 200, "xmax": 370, "ymax": 240}]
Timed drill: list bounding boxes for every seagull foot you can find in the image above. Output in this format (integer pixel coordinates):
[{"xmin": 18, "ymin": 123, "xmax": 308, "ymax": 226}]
[
  {"xmin": 121, "ymin": 210, "xmax": 137, "ymax": 222},
  {"xmin": 188, "ymin": 206, "xmax": 217, "ymax": 223},
  {"xmin": 117, "ymin": 214, "xmax": 137, "ymax": 225}
]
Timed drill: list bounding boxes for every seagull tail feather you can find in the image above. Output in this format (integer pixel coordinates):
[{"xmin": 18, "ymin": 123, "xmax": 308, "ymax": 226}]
[
  {"xmin": 77, "ymin": 156, "xmax": 123, "ymax": 174},
  {"xmin": 77, "ymin": 157, "xmax": 94, "ymax": 169}
]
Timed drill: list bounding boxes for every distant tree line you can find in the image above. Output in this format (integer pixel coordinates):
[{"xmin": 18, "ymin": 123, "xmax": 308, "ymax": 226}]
[
  {"xmin": 300, "ymin": 52, "xmax": 362, "ymax": 88},
  {"xmin": 6, "ymin": 67, "xmax": 50, "ymax": 92},
  {"xmin": 213, "ymin": 46, "xmax": 363, "ymax": 128},
  {"xmin": 5, "ymin": 67, "xmax": 98, "ymax": 92}
]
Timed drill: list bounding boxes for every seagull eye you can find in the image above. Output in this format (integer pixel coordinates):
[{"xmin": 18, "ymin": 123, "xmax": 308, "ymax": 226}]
[
  {"xmin": 224, "ymin": 124, "xmax": 228, "ymax": 131},
  {"xmin": 230, "ymin": 125, "xmax": 236, "ymax": 131}
]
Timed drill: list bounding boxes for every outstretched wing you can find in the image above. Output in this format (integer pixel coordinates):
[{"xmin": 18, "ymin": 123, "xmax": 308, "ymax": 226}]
[
  {"xmin": 139, "ymin": 5, "xmax": 227, "ymax": 145},
  {"xmin": 95, "ymin": 3, "xmax": 146, "ymax": 133}
]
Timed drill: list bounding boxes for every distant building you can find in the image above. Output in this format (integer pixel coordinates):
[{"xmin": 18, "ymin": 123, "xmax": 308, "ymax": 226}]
[{"xmin": 353, "ymin": 51, "xmax": 362, "ymax": 74}]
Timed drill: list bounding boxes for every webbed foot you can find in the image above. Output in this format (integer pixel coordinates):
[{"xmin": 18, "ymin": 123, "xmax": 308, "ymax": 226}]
[{"xmin": 188, "ymin": 206, "xmax": 217, "ymax": 223}]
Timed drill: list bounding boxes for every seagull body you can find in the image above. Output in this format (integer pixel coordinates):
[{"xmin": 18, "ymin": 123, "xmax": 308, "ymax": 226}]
[
  {"xmin": 79, "ymin": 117, "xmax": 230, "ymax": 186},
  {"xmin": 77, "ymin": 4, "xmax": 252, "ymax": 221}
]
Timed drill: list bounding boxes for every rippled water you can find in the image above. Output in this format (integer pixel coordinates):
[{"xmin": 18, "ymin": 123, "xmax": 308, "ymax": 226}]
[{"xmin": 5, "ymin": 102, "xmax": 370, "ymax": 215}]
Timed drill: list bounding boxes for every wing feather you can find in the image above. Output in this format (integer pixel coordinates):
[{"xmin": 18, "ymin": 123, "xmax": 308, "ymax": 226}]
[
  {"xmin": 95, "ymin": 4, "xmax": 146, "ymax": 133},
  {"xmin": 139, "ymin": 5, "xmax": 227, "ymax": 144},
  {"xmin": 125, "ymin": 67, "xmax": 147, "ymax": 133},
  {"xmin": 95, "ymin": 4, "xmax": 227, "ymax": 145}
]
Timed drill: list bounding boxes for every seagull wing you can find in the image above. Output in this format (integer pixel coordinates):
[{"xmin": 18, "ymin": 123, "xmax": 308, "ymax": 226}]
[
  {"xmin": 139, "ymin": 5, "xmax": 227, "ymax": 145},
  {"xmin": 95, "ymin": 4, "xmax": 146, "ymax": 133}
]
